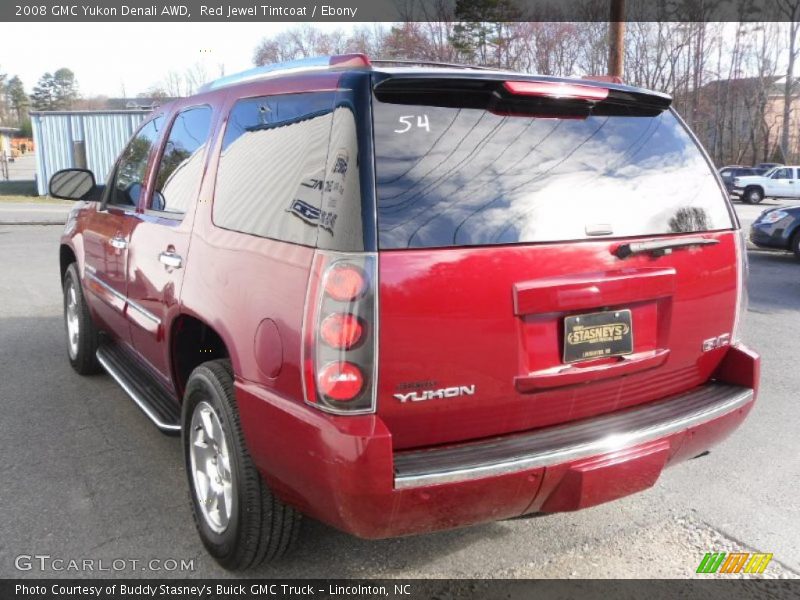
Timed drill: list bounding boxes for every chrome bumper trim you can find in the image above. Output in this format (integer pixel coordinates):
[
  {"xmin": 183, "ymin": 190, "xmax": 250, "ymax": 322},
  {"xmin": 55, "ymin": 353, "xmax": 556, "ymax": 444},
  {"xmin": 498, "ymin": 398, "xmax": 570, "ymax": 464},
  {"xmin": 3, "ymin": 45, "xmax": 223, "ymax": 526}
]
[{"xmin": 393, "ymin": 383, "xmax": 753, "ymax": 489}]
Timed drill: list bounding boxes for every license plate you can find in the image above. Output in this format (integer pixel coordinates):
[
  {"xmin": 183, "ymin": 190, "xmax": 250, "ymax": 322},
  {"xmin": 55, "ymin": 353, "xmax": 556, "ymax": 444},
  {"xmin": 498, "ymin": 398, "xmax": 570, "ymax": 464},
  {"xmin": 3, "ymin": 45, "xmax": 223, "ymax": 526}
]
[{"xmin": 563, "ymin": 309, "xmax": 633, "ymax": 364}]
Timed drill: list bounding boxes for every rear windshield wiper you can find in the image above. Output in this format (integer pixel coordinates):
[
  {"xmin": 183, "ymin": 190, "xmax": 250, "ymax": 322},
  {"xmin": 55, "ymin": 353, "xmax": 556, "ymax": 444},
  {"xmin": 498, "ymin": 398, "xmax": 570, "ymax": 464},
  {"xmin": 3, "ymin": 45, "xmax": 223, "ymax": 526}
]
[{"xmin": 615, "ymin": 237, "xmax": 719, "ymax": 259}]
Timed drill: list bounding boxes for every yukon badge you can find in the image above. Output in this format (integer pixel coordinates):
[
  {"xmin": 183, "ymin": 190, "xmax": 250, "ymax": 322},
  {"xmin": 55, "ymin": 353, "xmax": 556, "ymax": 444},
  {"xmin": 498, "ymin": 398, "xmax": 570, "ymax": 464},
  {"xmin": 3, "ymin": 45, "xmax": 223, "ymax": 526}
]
[{"xmin": 394, "ymin": 385, "xmax": 476, "ymax": 403}]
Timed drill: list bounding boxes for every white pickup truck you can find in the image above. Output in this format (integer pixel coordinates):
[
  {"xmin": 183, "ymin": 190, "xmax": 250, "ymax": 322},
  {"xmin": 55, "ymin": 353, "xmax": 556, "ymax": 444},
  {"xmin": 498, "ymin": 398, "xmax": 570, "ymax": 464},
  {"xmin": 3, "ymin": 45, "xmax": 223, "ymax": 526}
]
[{"xmin": 731, "ymin": 166, "xmax": 800, "ymax": 203}]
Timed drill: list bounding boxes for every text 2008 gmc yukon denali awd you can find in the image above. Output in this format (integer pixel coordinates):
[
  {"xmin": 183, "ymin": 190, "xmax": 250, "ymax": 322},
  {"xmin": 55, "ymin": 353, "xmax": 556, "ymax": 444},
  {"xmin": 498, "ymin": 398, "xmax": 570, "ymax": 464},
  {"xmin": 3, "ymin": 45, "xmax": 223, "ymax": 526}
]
[{"xmin": 51, "ymin": 54, "xmax": 759, "ymax": 570}]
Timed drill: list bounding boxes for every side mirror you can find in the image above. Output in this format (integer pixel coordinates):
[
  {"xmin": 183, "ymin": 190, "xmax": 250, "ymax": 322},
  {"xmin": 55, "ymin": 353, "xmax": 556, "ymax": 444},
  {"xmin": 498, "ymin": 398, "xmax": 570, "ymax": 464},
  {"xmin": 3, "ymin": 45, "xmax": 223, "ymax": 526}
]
[
  {"xmin": 49, "ymin": 169, "xmax": 98, "ymax": 201},
  {"xmin": 152, "ymin": 191, "xmax": 166, "ymax": 211}
]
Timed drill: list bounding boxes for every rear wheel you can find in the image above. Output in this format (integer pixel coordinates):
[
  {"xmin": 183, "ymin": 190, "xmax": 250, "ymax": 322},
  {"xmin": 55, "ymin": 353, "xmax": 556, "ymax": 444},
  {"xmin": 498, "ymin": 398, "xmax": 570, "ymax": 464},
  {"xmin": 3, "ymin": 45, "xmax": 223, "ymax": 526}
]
[
  {"xmin": 744, "ymin": 186, "xmax": 764, "ymax": 204},
  {"xmin": 182, "ymin": 359, "xmax": 301, "ymax": 570},
  {"xmin": 62, "ymin": 263, "xmax": 100, "ymax": 374}
]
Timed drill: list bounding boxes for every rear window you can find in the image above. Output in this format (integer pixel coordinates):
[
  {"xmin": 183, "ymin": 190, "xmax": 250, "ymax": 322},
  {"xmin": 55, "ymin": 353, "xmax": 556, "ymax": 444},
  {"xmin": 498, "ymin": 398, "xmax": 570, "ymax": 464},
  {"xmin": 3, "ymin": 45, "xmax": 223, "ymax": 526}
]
[{"xmin": 373, "ymin": 94, "xmax": 733, "ymax": 249}]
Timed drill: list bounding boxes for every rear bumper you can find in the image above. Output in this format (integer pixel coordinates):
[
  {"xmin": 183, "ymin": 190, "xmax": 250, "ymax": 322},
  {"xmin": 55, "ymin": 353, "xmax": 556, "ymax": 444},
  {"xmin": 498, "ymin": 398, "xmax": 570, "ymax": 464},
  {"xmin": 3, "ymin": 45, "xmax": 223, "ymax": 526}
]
[
  {"xmin": 237, "ymin": 345, "xmax": 758, "ymax": 539},
  {"xmin": 393, "ymin": 383, "xmax": 751, "ymax": 489}
]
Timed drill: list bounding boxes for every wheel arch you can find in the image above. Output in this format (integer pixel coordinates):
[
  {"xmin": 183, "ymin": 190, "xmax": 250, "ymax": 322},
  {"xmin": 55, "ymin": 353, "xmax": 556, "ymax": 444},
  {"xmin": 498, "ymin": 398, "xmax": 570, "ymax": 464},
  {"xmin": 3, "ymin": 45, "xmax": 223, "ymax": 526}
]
[
  {"xmin": 169, "ymin": 313, "xmax": 234, "ymax": 400},
  {"xmin": 59, "ymin": 244, "xmax": 77, "ymax": 281},
  {"xmin": 788, "ymin": 221, "xmax": 800, "ymax": 250}
]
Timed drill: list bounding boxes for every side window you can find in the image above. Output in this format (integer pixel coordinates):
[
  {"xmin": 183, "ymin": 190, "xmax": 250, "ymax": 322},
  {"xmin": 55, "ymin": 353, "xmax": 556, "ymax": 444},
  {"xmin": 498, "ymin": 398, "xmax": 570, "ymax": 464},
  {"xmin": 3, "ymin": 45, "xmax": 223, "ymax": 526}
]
[
  {"xmin": 213, "ymin": 92, "xmax": 334, "ymax": 245},
  {"xmin": 108, "ymin": 117, "xmax": 163, "ymax": 207},
  {"xmin": 151, "ymin": 106, "xmax": 213, "ymax": 216},
  {"xmin": 773, "ymin": 168, "xmax": 792, "ymax": 180}
]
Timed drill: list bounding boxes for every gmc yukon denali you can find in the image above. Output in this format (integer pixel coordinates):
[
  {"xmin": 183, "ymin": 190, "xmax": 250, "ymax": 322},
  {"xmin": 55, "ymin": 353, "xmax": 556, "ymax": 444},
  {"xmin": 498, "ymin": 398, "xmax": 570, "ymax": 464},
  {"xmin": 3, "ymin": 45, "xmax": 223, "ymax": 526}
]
[{"xmin": 51, "ymin": 55, "xmax": 759, "ymax": 570}]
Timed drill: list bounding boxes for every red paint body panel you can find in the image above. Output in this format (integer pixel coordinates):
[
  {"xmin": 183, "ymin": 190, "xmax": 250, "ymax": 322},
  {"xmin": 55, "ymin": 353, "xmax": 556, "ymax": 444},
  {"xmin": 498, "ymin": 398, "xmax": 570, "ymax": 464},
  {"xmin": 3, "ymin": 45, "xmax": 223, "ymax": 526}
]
[
  {"xmin": 126, "ymin": 215, "xmax": 192, "ymax": 379},
  {"xmin": 537, "ymin": 439, "xmax": 671, "ymax": 513},
  {"xmin": 378, "ymin": 232, "xmax": 737, "ymax": 449},
  {"xmin": 512, "ymin": 267, "xmax": 676, "ymax": 315},
  {"xmin": 235, "ymin": 345, "xmax": 757, "ymax": 538},
  {"xmin": 80, "ymin": 205, "xmax": 135, "ymax": 341}
]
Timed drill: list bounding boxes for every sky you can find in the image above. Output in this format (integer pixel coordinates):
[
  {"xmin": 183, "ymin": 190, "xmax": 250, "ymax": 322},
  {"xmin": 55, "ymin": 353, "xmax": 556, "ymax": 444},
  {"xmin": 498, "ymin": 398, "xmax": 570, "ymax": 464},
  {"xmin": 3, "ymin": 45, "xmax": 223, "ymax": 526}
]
[{"xmin": 1, "ymin": 22, "xmax": 356, "ymax": 97}]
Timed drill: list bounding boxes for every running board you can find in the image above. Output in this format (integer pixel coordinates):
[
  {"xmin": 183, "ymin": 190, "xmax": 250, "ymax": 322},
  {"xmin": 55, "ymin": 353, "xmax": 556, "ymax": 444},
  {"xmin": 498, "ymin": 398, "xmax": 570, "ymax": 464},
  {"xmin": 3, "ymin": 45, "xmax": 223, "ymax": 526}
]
[{"xmin": 96, "ymin": 343, "xmax": 181, "ymax": 434}]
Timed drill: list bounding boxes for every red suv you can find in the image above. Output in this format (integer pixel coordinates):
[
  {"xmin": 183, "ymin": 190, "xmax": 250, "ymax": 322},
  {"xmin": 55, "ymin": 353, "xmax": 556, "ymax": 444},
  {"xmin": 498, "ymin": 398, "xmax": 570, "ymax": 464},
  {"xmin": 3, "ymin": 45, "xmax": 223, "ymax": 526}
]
[{"xmin": 51, "ymin": 55, "xmax": 759, "ymax": 570}]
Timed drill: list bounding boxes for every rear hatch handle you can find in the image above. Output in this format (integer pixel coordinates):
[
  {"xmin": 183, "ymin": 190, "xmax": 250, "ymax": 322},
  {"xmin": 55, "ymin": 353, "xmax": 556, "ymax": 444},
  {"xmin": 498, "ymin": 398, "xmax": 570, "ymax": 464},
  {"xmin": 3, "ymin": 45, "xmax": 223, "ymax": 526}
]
[
  {"xmin": 614, "ymin": 237, "xmax": 719, "ymax": 259},
  {"xmin": 515, "ymin": 348, "xmax": 670, "ymax": 392}
]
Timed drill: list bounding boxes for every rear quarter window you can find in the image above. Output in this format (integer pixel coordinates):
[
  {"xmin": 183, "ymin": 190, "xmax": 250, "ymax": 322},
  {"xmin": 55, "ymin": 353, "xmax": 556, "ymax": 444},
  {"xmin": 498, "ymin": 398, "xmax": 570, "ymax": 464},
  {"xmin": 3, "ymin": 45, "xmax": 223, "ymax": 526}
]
[
  {"xmin": 212, "ymin": 92, "xmax": 335, "ymax": 245},
  {"xmin": 373, "ymin": 96, "xmax": 733, "ymax": 249}
]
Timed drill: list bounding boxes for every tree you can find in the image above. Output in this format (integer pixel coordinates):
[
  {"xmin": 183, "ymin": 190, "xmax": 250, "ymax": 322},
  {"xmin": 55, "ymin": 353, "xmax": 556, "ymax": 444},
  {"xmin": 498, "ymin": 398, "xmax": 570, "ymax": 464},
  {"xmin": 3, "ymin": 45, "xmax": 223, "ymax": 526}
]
[
  {"xmin": 31, "ymin": 68, "xmax": 79, "ymax": 110},
  {"xmin": 18, "ymin": 117, "xmax": 32, "ymax": 138},
  {"xmin": 7, "ymin": 76, "xmax": 28, "ymax": 124},
  {"xmin": 383, "ymin": 22, "xmax": 447, "ymax": 61},
  {"xmin": 0, "ymin": 68, "xmax": 8, "ymax": 124},
  {"xmin": 450, "ymin": 0, "xmax": 522, "ymax": 67},
  {"xmin": 52, "ymin": 68, "xmax": 78, "ymax": 108},
  {"xmin": 252, "ymin": 24, "xmax": 389, "ymax": 67},
  {"xmin": 31, "ymin": 72, "xmax": 56, "ymax": 110},
  {"xmin": 778, "ymin": 1, "xmax": 800, "ymax": 161}
]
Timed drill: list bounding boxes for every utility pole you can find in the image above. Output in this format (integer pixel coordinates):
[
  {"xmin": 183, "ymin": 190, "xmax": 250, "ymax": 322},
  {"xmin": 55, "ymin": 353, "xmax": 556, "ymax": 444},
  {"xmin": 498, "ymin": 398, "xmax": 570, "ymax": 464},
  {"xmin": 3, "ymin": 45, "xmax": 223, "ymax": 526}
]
[{"xmin": 608, "ymin": 0, "xmax": 625, "ymax": 79}]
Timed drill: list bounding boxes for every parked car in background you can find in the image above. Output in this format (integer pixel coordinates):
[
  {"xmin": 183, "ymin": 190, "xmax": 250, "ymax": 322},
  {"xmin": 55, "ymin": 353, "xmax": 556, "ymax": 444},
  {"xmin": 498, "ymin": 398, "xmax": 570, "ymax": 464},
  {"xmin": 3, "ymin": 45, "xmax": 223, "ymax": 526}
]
[
  {"xmin": 50, "ymin": 54, "xmax": 759, "ymax": 571},
  {"xmin": 750, "ymin": 205, "xmax": 800, "ymax": 258},
  {"xmin": 731, "ymin": 166, "xmax": 800, "ymax": 203},
  {"xmin": 719, "ymin": 166, "xmax": 761, "ymax": 195}
]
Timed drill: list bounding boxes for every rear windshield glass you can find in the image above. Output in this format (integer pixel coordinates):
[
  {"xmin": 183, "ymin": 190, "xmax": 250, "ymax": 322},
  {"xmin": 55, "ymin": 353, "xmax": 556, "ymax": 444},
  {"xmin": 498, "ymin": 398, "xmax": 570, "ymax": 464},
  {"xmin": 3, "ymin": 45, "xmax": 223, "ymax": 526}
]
[{"xmin": 373, "ymin": 94, "xmax": 733, "ymax": 249}]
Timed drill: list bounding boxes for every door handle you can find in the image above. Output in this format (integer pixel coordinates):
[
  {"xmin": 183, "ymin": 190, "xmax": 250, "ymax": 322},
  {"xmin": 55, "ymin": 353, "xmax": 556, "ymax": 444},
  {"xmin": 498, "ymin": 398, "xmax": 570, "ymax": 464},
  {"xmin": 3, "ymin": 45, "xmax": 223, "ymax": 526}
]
[
  {"xmin": 159, "ymin": 251, "xmax": 183, "ymax": 269},
  {"xmin": 109, "ymin": 236, "xmax": 127, "ymax": 250}
]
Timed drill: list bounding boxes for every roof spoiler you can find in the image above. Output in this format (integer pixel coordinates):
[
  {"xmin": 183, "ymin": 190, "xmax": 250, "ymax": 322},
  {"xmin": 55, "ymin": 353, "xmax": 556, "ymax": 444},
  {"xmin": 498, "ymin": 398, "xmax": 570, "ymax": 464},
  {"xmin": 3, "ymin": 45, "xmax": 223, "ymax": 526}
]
[{"xmin": 373, "ymin": 74, "xmax": 672, "ymax": 117}]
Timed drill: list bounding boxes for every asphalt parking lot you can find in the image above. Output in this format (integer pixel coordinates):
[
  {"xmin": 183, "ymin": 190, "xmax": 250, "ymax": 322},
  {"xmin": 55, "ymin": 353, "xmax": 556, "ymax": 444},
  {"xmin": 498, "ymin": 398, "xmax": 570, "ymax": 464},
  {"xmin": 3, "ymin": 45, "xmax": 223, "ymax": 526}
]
[{"xmin": 0, "ymin": 201, "xmax": 798, "ymax": 579}]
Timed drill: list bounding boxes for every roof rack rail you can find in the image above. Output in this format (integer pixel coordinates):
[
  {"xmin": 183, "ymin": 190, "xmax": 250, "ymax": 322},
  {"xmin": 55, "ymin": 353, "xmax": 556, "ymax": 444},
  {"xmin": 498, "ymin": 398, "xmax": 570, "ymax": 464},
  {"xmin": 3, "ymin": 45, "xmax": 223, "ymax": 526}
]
[
  {"xmin": 199, "ymin": 54, "xmax": 371, "ymax": 92},
  {"xmin": 370, "ymin": 59, "xmax": 497, "ymax": 71}
]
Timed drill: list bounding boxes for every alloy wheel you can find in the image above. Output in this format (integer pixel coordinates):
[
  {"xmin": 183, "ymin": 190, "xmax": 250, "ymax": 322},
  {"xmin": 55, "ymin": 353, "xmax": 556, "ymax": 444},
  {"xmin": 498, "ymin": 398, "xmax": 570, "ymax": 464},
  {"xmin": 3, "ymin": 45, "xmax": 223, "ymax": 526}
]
[
  {"xmin": 189, "ymin": 401, "xmax": 235, "ymax": 534},
  {"xmin": 65, "ymin": 280, "xmax": 80, "ymax": 360}
]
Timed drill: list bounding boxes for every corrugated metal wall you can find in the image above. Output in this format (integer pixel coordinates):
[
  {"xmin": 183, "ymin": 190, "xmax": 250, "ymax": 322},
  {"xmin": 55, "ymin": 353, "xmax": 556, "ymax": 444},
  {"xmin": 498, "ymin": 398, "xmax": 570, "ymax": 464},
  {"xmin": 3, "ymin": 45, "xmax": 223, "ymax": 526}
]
[{"xmin": 31, "ymin": 110, "xmax": 150, "ymax": 195}]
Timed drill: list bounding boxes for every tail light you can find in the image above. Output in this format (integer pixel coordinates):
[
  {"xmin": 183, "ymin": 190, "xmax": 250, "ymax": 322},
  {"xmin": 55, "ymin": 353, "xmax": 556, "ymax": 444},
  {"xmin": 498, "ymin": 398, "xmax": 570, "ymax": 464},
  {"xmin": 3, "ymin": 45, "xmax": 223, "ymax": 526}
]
[
  {"xmin": 320, "ymin": 313, "xmax": 364, "ymax": 349},
  {"xmin": 317, "ymin": 362, "xmax": 364, "ymax": 401},
  {"xmin": 302, "ymin": 251, "xmax": 377, "ymax": 414},
  {"xmin": 503, "ymin": 80, "xmax": 609, "ymax": 101},
  {"xmin": 731, "ymin": 229, "xmax": 748, "ymax": 345},
  {"xmin": 324, "ymin": 264, "xmax": 366, "ymax": 301}
]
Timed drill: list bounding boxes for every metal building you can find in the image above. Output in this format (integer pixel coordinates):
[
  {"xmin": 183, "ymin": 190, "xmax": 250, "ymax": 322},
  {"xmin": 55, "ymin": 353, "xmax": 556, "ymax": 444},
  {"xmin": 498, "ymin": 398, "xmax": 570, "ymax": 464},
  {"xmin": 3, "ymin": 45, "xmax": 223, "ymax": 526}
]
[{"xmin": 31, "ymin": 110, "xmax": 150, "ymax": 195}]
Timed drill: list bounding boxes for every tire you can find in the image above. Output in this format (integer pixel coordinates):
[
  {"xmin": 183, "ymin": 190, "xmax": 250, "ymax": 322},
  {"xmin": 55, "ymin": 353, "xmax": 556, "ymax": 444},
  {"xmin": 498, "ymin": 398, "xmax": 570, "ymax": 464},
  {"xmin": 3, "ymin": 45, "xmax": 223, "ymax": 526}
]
[
  {"xmin": 791, "ymin": 230, "xmax": 800, "ymax": 260},
  {"xmin": 744, "ymin": 186, "xmax": 764, "ymax": 204},
  {"xmin": 62, "ymin": 263, "xmax": 101, "ymax": 375},
  {"xmin": 182, "ymin": 359, "xmax": 301, "ymax": 570}
]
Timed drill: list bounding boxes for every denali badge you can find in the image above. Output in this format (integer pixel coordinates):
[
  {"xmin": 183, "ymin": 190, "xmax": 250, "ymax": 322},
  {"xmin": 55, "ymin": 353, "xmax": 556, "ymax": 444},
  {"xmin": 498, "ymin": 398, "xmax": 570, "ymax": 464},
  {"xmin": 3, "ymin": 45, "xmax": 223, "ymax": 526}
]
[
  {"xmin": 702, "ymin": 333, "xmax": 731, "ymax": 352},
  {"xmin": 394, "ymin": 385, "xmax": 476, "ymax": 403}
]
